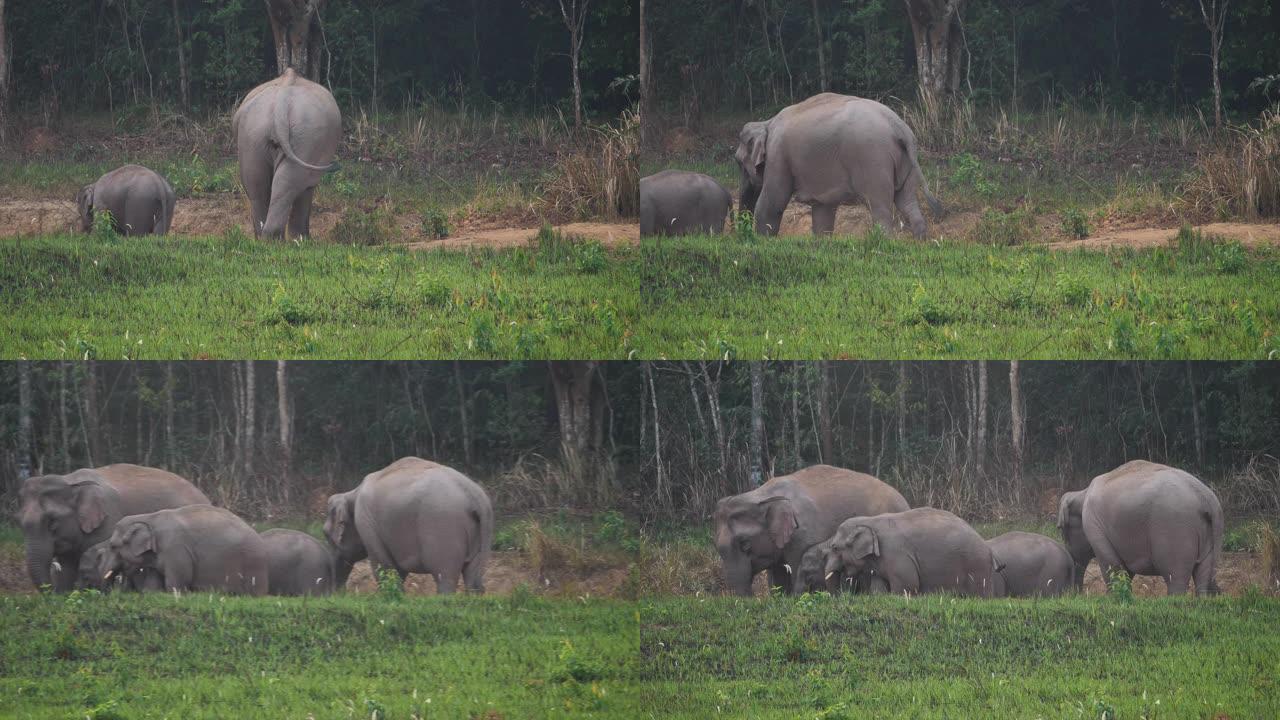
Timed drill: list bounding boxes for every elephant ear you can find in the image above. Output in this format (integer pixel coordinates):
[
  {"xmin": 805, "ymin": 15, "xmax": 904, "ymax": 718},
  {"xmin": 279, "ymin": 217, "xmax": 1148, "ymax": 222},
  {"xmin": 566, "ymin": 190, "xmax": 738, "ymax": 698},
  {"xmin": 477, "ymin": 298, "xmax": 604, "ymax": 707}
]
[
  {"xmin": 849, "ymin": 526, "xmax": 879, "ymax": 559},
  {"xmin": 746, "ymin": 123, "xmax": 768, "ymax": 175},
  {"xmin": 762, "ymin": 497, "xmax": 798, "ymax": 550},
  {"xmin": 73, "ymin": 481, "xmax": 111, "ymax": 535},
  {"xmin": 124, "ymin": 522, "xmax": 156, "ymax": 559},
  {"xmin": 76, "ymin": 185, "xmax": 95, "ymax": 230},
  {"xmin": 1056, "ymin": 493, "xmax": 1076, "ymax": 529}
]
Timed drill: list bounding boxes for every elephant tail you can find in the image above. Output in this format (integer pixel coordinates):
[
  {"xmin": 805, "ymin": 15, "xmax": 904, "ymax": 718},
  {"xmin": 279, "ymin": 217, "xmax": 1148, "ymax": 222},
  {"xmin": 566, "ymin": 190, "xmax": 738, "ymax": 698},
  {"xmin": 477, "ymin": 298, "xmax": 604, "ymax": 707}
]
[
  {"xmin": 272, "ymin": 84, "xmax": 336, "ymax": 173},
  {"xmin": 898, "ymin": 136, "xmax": 943, "ymax": 218},
  {"xmin": 1197, "ymin": 506, "xmax": 1223, "ymax": 586}
]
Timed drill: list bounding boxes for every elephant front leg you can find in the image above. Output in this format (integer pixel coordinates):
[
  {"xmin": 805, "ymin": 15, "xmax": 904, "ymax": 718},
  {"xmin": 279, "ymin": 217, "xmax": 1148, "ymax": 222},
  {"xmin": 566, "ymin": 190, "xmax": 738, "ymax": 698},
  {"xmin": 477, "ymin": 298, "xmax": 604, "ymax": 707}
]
[
  {"xmin": 767, "ymin": 561, "xmax": 792, "ymax": 595},
  {"xmin": 753, "ymin": 175, "xmax": 793, "ymax": 236},
  {"xmin": 52, "ymin": 554, "xmax": 78, "ymax": 592}
]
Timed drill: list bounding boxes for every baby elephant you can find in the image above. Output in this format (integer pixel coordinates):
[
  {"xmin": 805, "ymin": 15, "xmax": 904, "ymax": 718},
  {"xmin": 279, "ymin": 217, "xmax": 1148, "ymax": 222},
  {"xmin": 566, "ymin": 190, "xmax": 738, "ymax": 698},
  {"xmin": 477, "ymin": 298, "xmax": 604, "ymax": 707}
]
[
  {"xmin": 823, "ymin": 508, "xmax": 996, "ymax": 597},
  {"xmin": 260, "ymin": 528, "xmax": 336, "ymax": 596},
  {"xmin": 640, "ymin": 170, "xmax": 733, "ymax": 237},
  {"xmin": 987, "ymin": 531, "xmax": 1075, "ymax": 597},
  {"xmin": 76, "ymin": 164, "xmax": 176, "ymax": 235},
  {"xmin": 79, "ymin": 541, "xmax": 163, "ymax": 592},
  {"xmin": 101, "ymin": 505, "xmax": 268, "ymax": 595}
]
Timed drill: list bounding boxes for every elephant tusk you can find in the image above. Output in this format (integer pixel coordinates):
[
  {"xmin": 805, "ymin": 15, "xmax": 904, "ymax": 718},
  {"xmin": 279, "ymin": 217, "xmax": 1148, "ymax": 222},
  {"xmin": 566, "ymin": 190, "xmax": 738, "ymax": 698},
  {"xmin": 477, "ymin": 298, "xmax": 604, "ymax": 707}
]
[
  {"xmin": 102, "ymin": 570, "xmax": 114, "ymax": 580},
  {"xmin": 783, "ymin": 564, "xmax": 791, "ymax": 575},
  {"xmin": 824, "ymin": 572, "xmax": 835, "ymax": 581},
  {"xmin": 51, "ymin": 560, "xmax": 63, "ymax": 573}
]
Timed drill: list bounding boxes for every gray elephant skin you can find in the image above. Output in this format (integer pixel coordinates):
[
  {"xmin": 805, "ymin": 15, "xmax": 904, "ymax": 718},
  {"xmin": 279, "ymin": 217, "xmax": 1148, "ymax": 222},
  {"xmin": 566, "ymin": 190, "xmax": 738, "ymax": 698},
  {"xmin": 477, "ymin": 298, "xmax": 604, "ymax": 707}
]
[
  {"xmin": 101, "ymin": 505, "xmax": 269, "ymax": 595},
  {"xmin": 1058, "ymin": 460, "xmax": 1223, "ymax": 596},
  {"xmin": 640, "ymin": 170, "xmax": 733, "ymax": 237},
  {"xmin": 324, "ymin": 457, "xmax": 495, "ymax": 594},
  {"xmin": 76, "ymin": 164, "xmax": 176, "ymax": 236},
  {"xmin": 987, "ymin": 531, "xmax": 1075, "ymax": 597},
  {"xmin": 823, "ymin": 508, "xmax": 996, "ymax": 597},
  {"xmin": 77, "ymin": 540, "xmax": 164, "ymax": 592},
  {"xmin": 713, "ymin": 464, "xmax": 909, "ymax": 597},
  {"xmin": 17, "ymin": 464, "xmax": 210, "ymax": 592},
  {"xmin": 735, "ymin": 93, "xmax": 941, "ymax": 239},
  {"xmin": 260, "ymin": 528, "xmax": 335, "ymax": 596},
  {"xmin": 232, "ymin": 68, "xmax": 340, "ymax": 240}
]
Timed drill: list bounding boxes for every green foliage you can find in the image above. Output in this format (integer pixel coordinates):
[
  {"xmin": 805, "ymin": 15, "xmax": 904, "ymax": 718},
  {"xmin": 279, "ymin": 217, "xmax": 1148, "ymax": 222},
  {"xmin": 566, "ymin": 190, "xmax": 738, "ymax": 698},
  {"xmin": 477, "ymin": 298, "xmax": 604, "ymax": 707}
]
[
  {"xmin": 374, "ymin": 567, "xmax": 404, "ymax": 601},
  {"xmin": 551, "ymin": 639, "xmax": 606, "ymax": 683},
  {"xmin": 1054, "ymin": 272, "xmax": 1092, "ymax": 308},
  {"xmin": 949, "ymin": 153, "xmax": 996, "ymax": 199},
  {"xmin": 420, "ymin": 206, "xmax": 452, "ymax": 239},
  {"xmin": 162, "ymin": 155, "xmax": 237, "ymax": 196},
  {"xmin": 91, "ymin": 209, "xmax": 118, "ymax": 241},
  {"xmin": 330, "ymin": 208, "xmax": 397, "ymax": 246},
  {"xmin": 732, "ymin": 210, "xmax": 756, "ymax": 241},
  {"xmin": 573, "ymin": 240, "xmax": 608, "ymax": 274},
  {"xmin": 1060, "ymin": 207, "xmax": 1091, "ymax": 239},
  {"xmin": 973, "ymin": 207, "xmax": 1035, "ymax": 246},
  {"xmin": 1107, "ymin": 570, "xmax": 1135, "ymax": 603}
]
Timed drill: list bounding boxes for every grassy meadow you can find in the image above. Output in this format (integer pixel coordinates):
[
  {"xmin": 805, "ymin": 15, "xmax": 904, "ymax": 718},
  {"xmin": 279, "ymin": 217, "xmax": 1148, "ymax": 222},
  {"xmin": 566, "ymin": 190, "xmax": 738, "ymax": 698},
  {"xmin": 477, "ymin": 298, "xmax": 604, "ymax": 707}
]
[
  {"xmin": 639, "ymin": 593, "xmax": 1280, "ymax": 719},
  {"xmin": 0, "ymin": 229, "xmax": 638, "ymax": 359},
  {"xmin": 0, "ymin": 592, "xmax": 639, "ymax": 719}
]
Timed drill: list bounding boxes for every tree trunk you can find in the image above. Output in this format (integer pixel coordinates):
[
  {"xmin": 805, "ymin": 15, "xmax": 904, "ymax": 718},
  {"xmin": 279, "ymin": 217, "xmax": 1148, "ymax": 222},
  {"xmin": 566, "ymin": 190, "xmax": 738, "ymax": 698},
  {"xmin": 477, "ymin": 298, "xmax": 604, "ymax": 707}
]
[
  {"xmin": 644, "ymin": 362, "xmax": 666, "ymax": 506},
  {"xmin": 749, "ymin": 362, "xmax": 765, "ymax": 487},
  {"xmin": 58, "ymin": 361, "xmax": 70, "ymax": 468},
  {"xmin": 901, "ymin": 0, "xmax": 965, "ymax": 103},
  {"xmin": 164, "ymin": 363, "xmax": 176, "ymax": 468},
  {"xmin": 816, "ymin": 360, "xmax": 833, "ymax": 464},
  {"xmin": 810, "ymin": 0, "xmax": 827, "ymax": 91},
  {"xmin": 976, "ymin": 359, "xmax": 988, "ymax": 475},
  {"xmin": 276, "ymin": 360, "xmax": 292, "ymax": 476},
  {"xmin": 1198, "ymin": 0, "xmax": 1229, "ymax": 129},
  {"xmin": 896, "ymin": 362, "xmax": 907, "ymax": 462},
  {"xmin": 17, "ymin": 360, "xmax": 32, "ymax": 482},
  {"xmin": 556, "ymin": 0, "xmax": 591, "ymax": 128},
  {"xmin": 243, "ymin": 361, "xmax": 255, "ymax": 478},
  {"xmin": 454, "ymin": 361, "xmax": 473, "ymax": 466},
  {"xmin": 1187, "ymin": 361, "xmax": 1204, "ymax": 467},
  {"xmin": 264, "ymin": 0, "xmax": 326, "ymax": 79},
  {"xmin": 548, "ymin": 361, "xmax": 603, "ymax": 488},
  {"xmin": 1010, "ymin": 360, "xmax": 1023, "ymax": 484},
  {"xmin": 0, "ymin": 0, "xmax": 9, "ymax": 142},
  {"xmin": 639, "ymin": 0, "xmax": 649, "ymax": 142},
  {"xmin": 83, "ymin": 361, "xmax": 101, "ymax": 466},
  {"xmin": 171, "ymin": 0, "xmax": 190, "ymax": 109}
]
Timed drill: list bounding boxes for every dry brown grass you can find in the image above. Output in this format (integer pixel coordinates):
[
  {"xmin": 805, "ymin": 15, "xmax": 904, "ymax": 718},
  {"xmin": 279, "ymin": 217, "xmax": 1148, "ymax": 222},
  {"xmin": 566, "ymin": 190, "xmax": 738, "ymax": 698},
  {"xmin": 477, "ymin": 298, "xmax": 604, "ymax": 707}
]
[
  {"xmin": 1183, "ymin": 106, "xmax": 1280, "ymax": 220},
  {"xmin": 634, "ymin": 539, "xmax": 722, "ymax": 596},
  {"xmin": 542, "ymin": 110, "xmax": 639, "ymax": 221}
]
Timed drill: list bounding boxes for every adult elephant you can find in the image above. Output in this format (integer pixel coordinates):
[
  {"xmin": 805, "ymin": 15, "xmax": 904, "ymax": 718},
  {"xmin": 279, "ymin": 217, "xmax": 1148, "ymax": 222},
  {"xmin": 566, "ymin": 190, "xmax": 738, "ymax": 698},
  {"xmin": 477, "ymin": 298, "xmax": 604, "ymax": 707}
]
[
  {"xmin": 17, "ymin": 464, "xmax": 210, "ymax": 592},
  {"xmin": 76, "ymin": 164, "xmax": 176, "ymax": 236},
  {"xmin": 260, "ymin": 528, "xmax": 335, "ymax": 596},
  {"xmin": 734, "ymin": 93, "xmax": 941, "ymax": 239},
  {"xmin": 823, "ymin": 508, "xmax": 996, "ymax": 597},
  {"xmin": 324, "ymin": 457, "xmax": 494, "ymax": 594},
  {"xmin": 232, "ymin": 68, "xmax": 340, "ymax": 240},
  {"xmin": 640, "ymin": 170, "xmax": 733, "ymax": 237},
  {"xmin": 713, "ymin": 464, "xmax": 909, "ymax": 597},
  {"xmin": 987, "ymin": 531, "xmax": 1075, "ymax": 597},
  {"xmin": 100, "ymin": 505, "xmax": 269, "ymax": 596},
  {"xmin": 1058, "ymin": 460, "xmax": 1223, "ymax": 596}
]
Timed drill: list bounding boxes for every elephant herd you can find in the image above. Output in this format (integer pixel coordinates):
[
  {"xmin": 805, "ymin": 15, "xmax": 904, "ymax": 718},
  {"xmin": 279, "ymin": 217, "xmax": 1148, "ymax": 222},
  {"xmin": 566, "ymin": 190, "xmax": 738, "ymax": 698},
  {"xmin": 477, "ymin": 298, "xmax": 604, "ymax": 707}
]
[
  {"xmin": 17, "ymin": 457, "xmax": 493, "ymax": 597},
  {"xmin": 715, "ymin": 460, "xmax": 1225, "ymax": 599},
  {"xmin": 75, "ymin": 69, "xmax": 338, "ymax": 240},
  {"xmin": 641, "ymin": 92, "xmax": 942, "ymax": 240}
]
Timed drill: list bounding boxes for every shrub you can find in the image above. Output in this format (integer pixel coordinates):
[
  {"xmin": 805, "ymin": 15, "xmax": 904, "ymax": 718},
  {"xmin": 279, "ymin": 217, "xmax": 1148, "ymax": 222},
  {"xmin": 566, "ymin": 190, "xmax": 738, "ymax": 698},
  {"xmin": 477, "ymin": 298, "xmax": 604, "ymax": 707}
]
[
  {"xmin": 573, "ymin": 240, "xmax": 607, "ymax": 274},
  {"xmin": 92, "ymin": 209, "xmax": 118, "ymax": 240},
  {"xmin": 1182, "ymin": 106, "xmax": 1280, "ymax": 219},
  {"xmin": 330, "ymin": 207, "xmax": 395, "ymax": 246},
  {"xmin": 948, "ymin": 152, "xmax": 995, "ymax": 198},
  {"xmin": 1107, "ymin": 569, "xmax": 1134, "ymax": 602},
  {"xmin": 421, "ymin": 205, "xmax": 451, "ymax": 238},
  {"xmin": 374, "ymin": 566, "xmax": 404, "ymax": 601},
  {"xmin": 1213, "ymin": 241, "xmax": 1247, "ymax": 274},
  {"xmin": 542, "ymin": 109, "xmax": 639, "ymax": 220},
  {"xmin": 1055, "ymin": 272, "xmax": 1092, "ymax": 307},
  {"xmin": 1060, "ymin": 207, "xmax": 1090, "ymax": 239},
  {"xmin": 972, "ymin": 207, "xmax": 1034, "ymax": 245}
]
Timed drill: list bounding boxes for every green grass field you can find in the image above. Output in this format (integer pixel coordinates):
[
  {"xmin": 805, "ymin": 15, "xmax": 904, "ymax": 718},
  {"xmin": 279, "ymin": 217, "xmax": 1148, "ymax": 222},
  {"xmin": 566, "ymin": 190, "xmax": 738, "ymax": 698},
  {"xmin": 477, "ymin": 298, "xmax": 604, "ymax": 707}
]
[
  {"xmin": 0, "ymin": 230, "xmax": 638, "ymax": 359},
  {"xmin": 639, "ymin": 593, "xmax": 1280, "ymax": 719},
  {"xmin": 637, "ymin": 231, "xmax": 1280, "ymax": 359},
  {"xmin": 0, "ymin": 593, "xmax": 639, "ymax": 719}
]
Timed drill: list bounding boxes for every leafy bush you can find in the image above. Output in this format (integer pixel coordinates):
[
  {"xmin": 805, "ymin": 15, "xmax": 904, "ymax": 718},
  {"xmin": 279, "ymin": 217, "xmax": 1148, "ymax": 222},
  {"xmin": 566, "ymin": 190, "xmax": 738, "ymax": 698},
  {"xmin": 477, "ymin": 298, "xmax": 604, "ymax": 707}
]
[
  {"xmin": 551, "ymin": 639, "xmax": 605, "ymax": 683},
  {"xmin": 421, "ymin": 205, "xmax": 451, "ymax": 239},
  {"xmin": 1060, "ymin": 207, "xmax": 1090, "ymax": 239},
  {"xmin": 573, "ymin": 241, "xmax": 607, "ymax": 274},
  {"xmin": 92, "ymin": 209, "xmax": 118, "ymax": 240},
  {"xmin": 1107, "ymin": 569, "xmax": 1134, "ymax": 602},
  {"xmin": 374, "ymin": 567, "xmax": 404, "ymax": 601},
  {"xmin": 1054, "ymin": 272, "xmax": 1092, "ymax": 307},
  {"xmin": 972, "ymin": 207, "xmax": 1034, "ymax": 245},
  {"xmin": 948, "ymin": 152, "xmax": 996, "ymax": 199},
  {"xmin": 330, "ymin": 207, "xmax": 395, "ymax": 246},
  {"xmin": 1213, "ymin": 241, "xmax": 1247, "ymax": 274}
]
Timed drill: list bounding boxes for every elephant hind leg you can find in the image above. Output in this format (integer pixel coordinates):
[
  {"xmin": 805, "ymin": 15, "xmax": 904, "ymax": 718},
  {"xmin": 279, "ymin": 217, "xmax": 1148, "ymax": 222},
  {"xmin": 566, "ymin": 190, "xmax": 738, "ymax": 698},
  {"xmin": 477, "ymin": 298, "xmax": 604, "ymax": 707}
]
[
  {"xmin": 1164, "ymin": 571, "xmax": 1191, "ymax": 596},
  {"xmin": 241, "ymin": 160, "xmax": 273, "ymax": 238},
  {"xmin": 894, "ymin": 184, "xmax": 928, "ymax": 240},
  {"xmin": 262, "ymin": 165, "xmax": 314, "ymax": 240},
  {"xmin": 866, "ymin": 192, "xmax": 896, "ymax": 238},
  {"xmin": 433, "ymin": 567, "xmax": 461, "ymax": 595},
  {"xmin": 1193, "ymin": 557, "xmax": 1219, "ymax": 597},
  {"xmin": 288, "ymin": 186, "xmax": 316, "ymax": 239},
  {"xmin": 463, "ymin": 553, "xmax": 488, "ymax": 594}
]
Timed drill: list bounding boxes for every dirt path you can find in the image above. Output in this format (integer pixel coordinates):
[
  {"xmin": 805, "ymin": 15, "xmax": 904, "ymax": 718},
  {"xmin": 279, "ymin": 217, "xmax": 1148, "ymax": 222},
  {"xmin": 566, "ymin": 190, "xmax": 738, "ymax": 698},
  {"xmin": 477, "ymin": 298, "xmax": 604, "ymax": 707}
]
[
  {"xmin": 1046, "ymin": 222, "xmax": 1280, "ymax": 250},
  {"xmin": 0, "ymin": 196, "xmax": 637, "ymax": 249}
]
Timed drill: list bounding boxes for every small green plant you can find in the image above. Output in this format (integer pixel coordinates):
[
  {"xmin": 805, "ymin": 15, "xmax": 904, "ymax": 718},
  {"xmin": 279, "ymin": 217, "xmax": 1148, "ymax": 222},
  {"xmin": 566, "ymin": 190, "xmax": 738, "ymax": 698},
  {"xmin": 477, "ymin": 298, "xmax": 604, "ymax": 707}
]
[
  {"xmin": 573, "ymin": 240, "xmax": 608, "ymax": 274},
  {"xmin": 1060, "ymin": 207, "xmax": 1090, "ymax": 239},
  {"xmin": 83, "ymin": 698, "xmax": 126, "ymax": 720},
  {"xmin": 1055, "ymin": 272, "xmax": 1092, "ymax": 307},
  {"xmin": 421, "ymin": 205, "xmax": 451, "ymax": 239},
  {"xmin": 1091, "ymin": 698, "xmax": 1118, "ymax": 720},
  {"xmin": 469, "ymin": 312, "xmax": 498, "ymax": 354},
  {"xmin": 732, "ymin": 210, "xmax": 756, "ymax": 240},
  {"xmin": 1107, "ymin": 312, "xmax": 1138, "ymax": 354},
  {"xmin": 363, "ymin": 697, "xmax": 388, "ymax": 720},
  {"xmin": 948, "ymin": 152, "xmax": 996, "ymax": 198},
  {"xmin": 374, "ymin": 566, "xmax": 404, "ymax": 601},
  {"xmin": 415, "ymin": 275, "xmax": 453, "ymax": 308},
  {"xmin": 91, "ymin": 209, "xmax": 118, "ymax": 240},
  {"xmin": 330, "ymin": 207, "xmax": 395, "ymax": 246},
  {"xmin": 551, "ymin": 639, "xmax": 605, "ymax": 683},
  {"xmin": 972, "ymin": 207, "xmax": 1034, "ymax": 245},
  {"xmin": 906, "ymin": 283, "xmax": 952, "ymax": 325},
  {"xmin": 263, "ymin": 285, "xmax": 316, "ymax": 326},
  {"xmin": 1106, "ymin": 569, "xmax": 1134, "ymax": 602},
  {"xmin": 1213, "ymin": 240, "xmax": 1247, "ymax": 274}
]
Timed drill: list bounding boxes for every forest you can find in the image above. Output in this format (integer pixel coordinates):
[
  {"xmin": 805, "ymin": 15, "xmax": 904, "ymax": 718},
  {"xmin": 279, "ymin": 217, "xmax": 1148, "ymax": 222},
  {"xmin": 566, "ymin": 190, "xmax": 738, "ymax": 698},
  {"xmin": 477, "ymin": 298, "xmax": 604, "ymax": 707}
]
[
  {"xmin": 0, "ymin": 0, "xmax": 637, "ymax": 122},
  {"xmin": 2, "ymin": 361, "xmax": 1278, "ymax": 523},
  {"xmin": 643, "ymin": 0, "xmax": 1278, "ymax": 123}
]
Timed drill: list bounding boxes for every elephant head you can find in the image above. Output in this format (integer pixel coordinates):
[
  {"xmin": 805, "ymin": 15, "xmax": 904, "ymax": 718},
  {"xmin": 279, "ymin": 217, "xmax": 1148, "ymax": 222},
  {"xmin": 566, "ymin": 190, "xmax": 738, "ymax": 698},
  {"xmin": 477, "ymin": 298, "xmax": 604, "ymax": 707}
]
[
  {"xmin": 1056, "ymin": 490, "xmax": 1093, "ymax": 576},
  {"xmin": 823, "ymin": 523, "xmax": 880, "ymax": 582},
  {"xmin": 323, "ymin": 490, "xmax": 367, "ymax": 587},
  {"xmin": 734, "ymin": 121, "xmax": 768, "ymax": 216},
  {"xmin": 78, "ymin": 542, "xmax": 119, "ymax": 591},
  {"xmin": 75, "ymin": 184, "xmax": 95, "ymax": 232},
  {"xmin": 713, "ymin": 494, "xmax": 798, "ymax": 596},
  {"xmin": 17, "ymin": 471, "xmax": 120, "ymax": 589},
  {"xmin": 103, "ymin": 517, "xmax": 159, "ymax": 582},
  {"xmin": 792, "ymin": 541, "xmax": 838, "ymax": 594}
]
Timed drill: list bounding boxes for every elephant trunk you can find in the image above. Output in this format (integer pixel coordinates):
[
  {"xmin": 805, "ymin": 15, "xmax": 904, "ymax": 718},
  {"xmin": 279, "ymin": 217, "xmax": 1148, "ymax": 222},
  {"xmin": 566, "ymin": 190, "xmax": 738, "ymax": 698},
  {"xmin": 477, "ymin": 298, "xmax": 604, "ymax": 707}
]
[
  {"xmin": 25, "ymin": 536, "xmax": 55, "ymax": 590},
  {"xmin": 333, "ymin": 556, "xmax": 355, "ymax": 591},
  {"xmin": 722, "ymin": 555, "xmax": 755, "ymax": 597},
  {"xmin": 738, "ymin": 169, "xmax": 760, "ymax": 219}
]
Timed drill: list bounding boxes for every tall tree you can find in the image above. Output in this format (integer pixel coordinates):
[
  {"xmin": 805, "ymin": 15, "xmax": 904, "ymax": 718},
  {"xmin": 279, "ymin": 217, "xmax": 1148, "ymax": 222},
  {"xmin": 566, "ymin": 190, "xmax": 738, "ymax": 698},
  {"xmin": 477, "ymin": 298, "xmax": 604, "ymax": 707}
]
[
  {"xmin": 171, "ymin": 0, "xmax": 190, "ymax": 109},
  {"xmin": 639, "ymin": 0, "xmax": 650, "ymax": 141},
  {"xmin": 976, "ymin": 359, "xmax": 988, "ymax": 475},
  {"xmin": 454, "ymin": 361, "xmax": 474, "ymax": 466},
  {"xmin": 264, "ymin": 0, "xmax": 326, "ymax": 79},
  {"xmin": 816, "ymin": 360, "xmax": 833, "ymax": 463},
  {"xmin": 548, "ymin": 361, "xmax": 606, "ymax": 479},
  {"xmin": 1197, "ymin": 0, "xmax": 1230, "ymax": 128},
  {"xmin": 749, "ymin": 362, "xmax": 765, "ymax": 487},
  {"xmin": 810, "ymin": 0, "xmax": 828, "ymax": 91},
  {"xmin": 82, "ymin": 361, "xmax": 101, "ymax": 466},
  {"xmin": 553, "ymin": 0, "xmax": 592, "ymax": 127},
  {"xmin": 277, "ymin": 360, "xmax": 292, "ymax": 475},
  {"xmin": 901, "ymin": 0, "xmax": 966, "ymax": 104},
  {"xmin": 17, "ymin": 359, "xmax": 32, "ymax": 482},
  {"xmin": 0, "ymin": 0, "xmax": 9, "ymax": 141},
  {"xmin": 243, "ymin": 360, "xmax": 256, "ymax": 477},
  {"xmin": 1010, "ymin": 360, "xmax": 1023, "ymax": 483}
]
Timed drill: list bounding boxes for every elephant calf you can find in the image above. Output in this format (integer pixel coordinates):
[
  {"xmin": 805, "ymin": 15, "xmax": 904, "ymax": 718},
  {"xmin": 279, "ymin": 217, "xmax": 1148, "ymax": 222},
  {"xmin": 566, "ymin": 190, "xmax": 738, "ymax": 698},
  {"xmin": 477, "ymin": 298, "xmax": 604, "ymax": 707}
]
[
  {"xmin": 1058, "ymin": 460, "xmax": 1224, "ymax": 596},
  {"xmin": 78, "ymin": 541, "xmax": 162, "ymax": 592},
  {"xmin": 260, "ymin": 528, "xmax": 336, "ymax": 596},
  {"xmin": 77, "ymin": 165, "xmax": 176, "ymax": 236},
  {"xmin": 987, "ymin": 531, "xmax": 1075, "ymax": 597},
  {"xmin": 102, "ymin": 505, "xmax": 268, "ymax": 596},
  {"xmin": 640, "ymin": 170, "xmax": 733, "ymax": 237},
  {"xmin": 823, "ymin": 508, "xmax": 996, "ymax": 597}
]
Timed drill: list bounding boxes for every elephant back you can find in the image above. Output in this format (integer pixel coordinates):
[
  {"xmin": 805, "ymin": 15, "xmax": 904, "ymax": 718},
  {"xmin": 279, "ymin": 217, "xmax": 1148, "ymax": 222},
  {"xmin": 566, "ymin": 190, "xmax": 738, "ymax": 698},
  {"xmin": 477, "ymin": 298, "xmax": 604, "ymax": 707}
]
[
  {"xmin": 94, "ymin": 464, "xmax": 210, "ymax": 513},
  {"xmin": 775, "ymin": 464, "xmax": 909, "ymax": 517}
]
